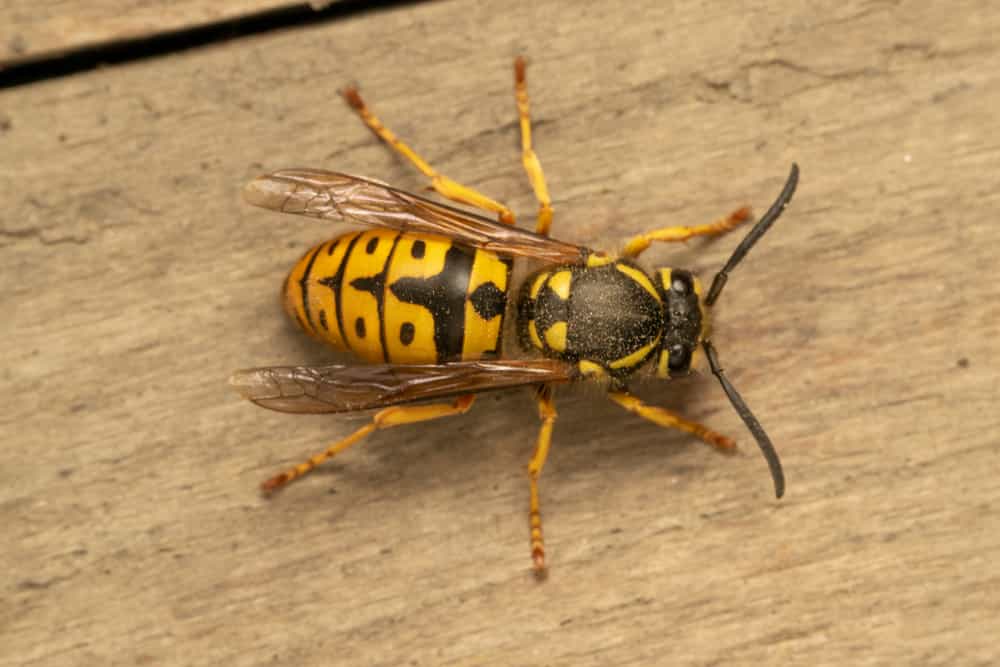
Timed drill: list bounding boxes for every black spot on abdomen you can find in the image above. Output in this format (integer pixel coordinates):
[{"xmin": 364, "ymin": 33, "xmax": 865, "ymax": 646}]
[
  {"xmin": 400, "ymin": 322, "xmax": 415, "ymax": 345},
  {"xmin": 469, "ymin": 282, "xmax": 506, "ymax": 321},
  {"xmin": 389, "ymin": 244, "xmax": 474, "ymax": 361}
]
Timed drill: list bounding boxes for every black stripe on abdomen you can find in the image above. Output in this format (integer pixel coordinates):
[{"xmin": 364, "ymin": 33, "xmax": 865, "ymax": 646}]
[
  {"xmin": 298, "ymin": 243, "xmax": 326, "ymax": 335},
  {"xmin": 318, "ymin": 233, "xmax": 362, "ymax": 352},
  {"xmin": 347, "ymin": 234, "xmax": 402, "ymax": 363},
  {"xmin": 388, "ymin": 244, "xmax": 475, "ymax": 362}
]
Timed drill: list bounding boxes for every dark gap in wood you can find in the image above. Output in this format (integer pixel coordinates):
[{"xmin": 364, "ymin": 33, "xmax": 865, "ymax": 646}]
[{"xmin": 0, "ymin": 0, "xmax": 431, "ymax": 89}]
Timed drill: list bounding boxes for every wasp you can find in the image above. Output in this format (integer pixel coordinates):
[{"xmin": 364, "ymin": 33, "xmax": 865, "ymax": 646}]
[{"xmin": 232, "ymin": 57, "xmax": 798, "ymax": 575}]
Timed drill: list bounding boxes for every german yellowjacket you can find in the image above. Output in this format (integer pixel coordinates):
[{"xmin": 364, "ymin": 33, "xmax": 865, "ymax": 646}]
[{"xmin": 233, "ymin": 57, "xmax": 798, "ymax": 575}]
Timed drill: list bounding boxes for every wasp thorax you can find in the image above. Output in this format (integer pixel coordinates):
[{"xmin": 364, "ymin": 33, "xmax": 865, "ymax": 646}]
[{"xmin": 516, "ymin": 259, "xmax": 667, "ymax": 379}]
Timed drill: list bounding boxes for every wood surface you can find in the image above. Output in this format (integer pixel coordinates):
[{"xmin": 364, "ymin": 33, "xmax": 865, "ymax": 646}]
[
  {"xmin": 0, "ymin": 1, "xmax": 309, "ymax": 67},
  {"xmin": 2, "ymin": 1, "xmax": 998, "ymax": 665}
]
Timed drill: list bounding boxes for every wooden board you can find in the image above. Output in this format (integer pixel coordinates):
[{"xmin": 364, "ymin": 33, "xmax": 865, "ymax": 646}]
[
  {"xmin": 2, "ymin": 0, "xmax": 998, "ymax": 664},
  {"xmin": 0, "ymin": 1, "xmax": 320, "ymax": 67}
]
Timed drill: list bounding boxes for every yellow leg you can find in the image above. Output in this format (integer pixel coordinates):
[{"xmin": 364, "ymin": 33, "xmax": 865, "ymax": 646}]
[
  {"xmin": 621, "ymin": 206, "xmax": 752, "ymax": 258},
  {"xmin": 607, "ymin": 391, "xmax": 736, "ymax": 453},
  {"xmin": 343, "ymin": 87, "xmax": 515, "ymax": 225},
  {"xmin": 528, "ymin": 384, "xmax": 557, "ymax": 577},
  {"xmin": 514, "ymin": 57, "xmax": 554, "ymax": 236},
  {"xmin": 261, "ymin": 394, "xmax": 476, "ymax": 493}
]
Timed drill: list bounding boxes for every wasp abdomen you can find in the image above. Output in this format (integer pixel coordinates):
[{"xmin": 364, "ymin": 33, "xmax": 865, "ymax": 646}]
[{"xmin": 285, "ymin": 231, "xmax": 512, "ymax": 364}]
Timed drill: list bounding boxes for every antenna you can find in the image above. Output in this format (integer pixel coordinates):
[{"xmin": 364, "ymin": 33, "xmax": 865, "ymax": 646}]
[
  {"xmin": 703, "ymin": 340, "xmax": 785, "ymax": 498},
  {"xmin": 705, "ymin": 164, "xmax": 799, "ymax": 307}
]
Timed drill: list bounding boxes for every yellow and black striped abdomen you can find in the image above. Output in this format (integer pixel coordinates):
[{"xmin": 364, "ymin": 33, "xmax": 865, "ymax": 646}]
[{"xmin": 284, "ymin": 230, "xmax": 512, "ymax": 364}]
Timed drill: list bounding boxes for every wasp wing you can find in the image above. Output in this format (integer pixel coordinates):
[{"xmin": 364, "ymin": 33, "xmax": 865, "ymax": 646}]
[
  {"xmin": 230, "ymin": 359, "xmax": 578, "ymax": 414},
  {"xmin": 243, "ymin": 169, "xmax": 591, "ymax": 264}
]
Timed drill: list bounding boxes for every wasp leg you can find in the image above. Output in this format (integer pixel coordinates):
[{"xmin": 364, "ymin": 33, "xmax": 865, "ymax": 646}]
[
  {"xmin": 621, "ymin": 206, "xmax": 752, "ymax": 258},
  {"xmin": 342, "ymin": 87, "xmax": 515, "ymax": 225},
  {"xmin": 514, "ymin": 57, "xmax": 554, "ymax": 236},
  {"xmin": 527, "ymin": 384, "xmax": 557, "ymax": 577},
  {"xmin": 607, "ymin": 391, "xmax": 736, "ymax": 453},
  {"xmin": 261, "ymin": 394, "xmax": 476, "ymax": 493}
]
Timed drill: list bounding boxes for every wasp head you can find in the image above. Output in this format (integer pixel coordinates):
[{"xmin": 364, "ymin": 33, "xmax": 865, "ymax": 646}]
[{"xmin": 650, "ymin": 268, "xmax": 706, "ymax": 378}]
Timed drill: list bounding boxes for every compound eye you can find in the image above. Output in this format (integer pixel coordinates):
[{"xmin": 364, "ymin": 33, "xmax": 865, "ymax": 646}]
[
  {"xmin": 668, "ymin": 344, "xmax": 691, "ymax": 372},
  {"xmin": 671, "ymin": 271, "xmax": 693, "ymax": 295}
]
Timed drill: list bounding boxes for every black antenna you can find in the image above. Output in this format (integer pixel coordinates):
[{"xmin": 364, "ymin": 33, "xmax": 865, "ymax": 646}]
[
  {"xmin": 705, "ymin": 164, "xmax": 799, "ymax": 306},
  {"xmin": 702, "ymin": 340, "xmax": 784, "ymax": 498}
]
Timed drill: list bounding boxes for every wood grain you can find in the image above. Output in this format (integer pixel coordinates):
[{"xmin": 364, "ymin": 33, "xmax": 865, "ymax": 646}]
[
  {"xmin": 0, "ymin": 1, "xmax": 318, "ymax": 67},
  {"xmin": 2, "ymin": 1, "xmax": 998, "ymax": 665}
]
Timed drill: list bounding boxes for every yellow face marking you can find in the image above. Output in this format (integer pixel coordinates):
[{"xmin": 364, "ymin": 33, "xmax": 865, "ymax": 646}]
[
  {"xmin": 578, "ymin": 360, "xmax": 607, "ymax": 378},
  {"xmin": 341, "ymin": 229, "xmax": 399, "ymax": 363},
  {"xmin": 586, "ymin": 252, "xmax": 614, "ymax": 267},
  {"xmin": 529, "ymin": 272, "xmax": 549, "ymax": 299},
  {"xmin": 656, "ymin": 347, "xmax": 670, "ymax": 378},
  {"xmin": 384, "ymin": 233, "xmax": 451, "ymax": 363},
  {"xmin": 658, "ymin": 268, "xmax": 672, "ymax": 294},
  {"xmin": 609, "ymin": 336, "xmax": 662, "ymax": 370},
  {"xmin": 462, "ymin": 249, "xmax": 510, "ymax": 360},
  {"xmin": 693, "ymin": 275, "xmax": 709, "ymax": 341},
  {"xmin": 547, "ymin": 271, "xmax": 571, "ymax": 300},
  {"xmin": 615, "ymin": 263, "xmax": 661, "ymax": 304},
  {"xmin": 689, "ymin": 345, "xmax": 703, "ymax": 373},
  {"xmin": 692, "ymin": 275, "xmax": 704, "ymax": 298},
  {"xmin": 543, "ymin": 321, "xmax": 568, "ymax": 352}
]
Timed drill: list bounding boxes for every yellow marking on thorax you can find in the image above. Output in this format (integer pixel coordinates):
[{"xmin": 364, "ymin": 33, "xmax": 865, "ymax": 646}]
[
  {"xmin": 578, "ymin": 360, "xmax": 607, "ymax": 378},
  {"xmin": 543, "ymin": 321, "xmax": 568, "ymax": 352},
  {"xmin": 609, "ymin": 335, "xmax": 661, "ymax": 370},
  {"xmin": 340, "ymin": 229, "xmax": 400, "ymax": 363},
  {"xmin": 529, "ymin": 271, "xmax": 549, "ymax": 299},
  {"xmin": 383, "ymin": 234, "xmax": 451, "ymax": 363},
  {"xmin": 547, "ymin": 271, "xmax": 572, "ymax": 300},
  {"xmin": 615, "ymin": 263, "xmax": 661, "ymax": 304},
  {"xmin": 528, "ymin": 321, "xmax": 544, "ymax": 349},
  {"xmin": 654, "ymin": 268, "xmax": 673, "ymax": 378},
  {"xmin": 586, "ymin": 252, "xmax": 614, "ymax": 267},
  {"xmin": 462, "ymin": 250, "xmax": 510, "ymax": 360}
]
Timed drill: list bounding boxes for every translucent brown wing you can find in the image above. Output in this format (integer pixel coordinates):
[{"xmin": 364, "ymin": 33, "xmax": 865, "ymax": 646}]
[
  {"xmin": 229, "ymin": 359, "xmax": 578, "ymax": 414},
  {"xmin": 243, "ymin": 169, "xmax": 592, "ymax": 264}
]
